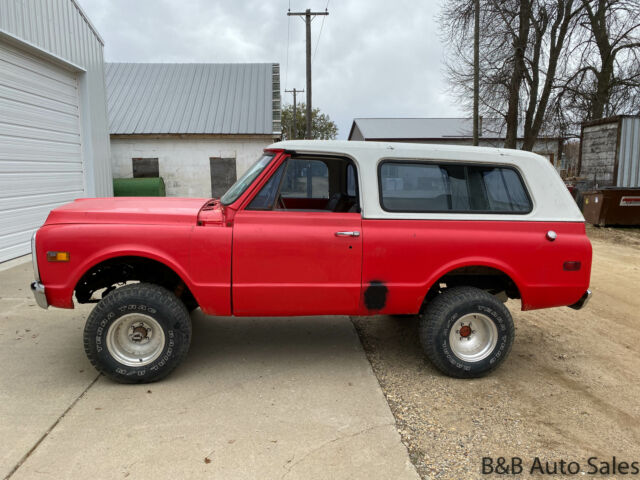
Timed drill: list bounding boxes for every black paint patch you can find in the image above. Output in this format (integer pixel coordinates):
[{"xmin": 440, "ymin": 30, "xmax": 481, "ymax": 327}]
[{"xmin": 364, "ymin": 281, "xmax": 388, "ymax": 310}]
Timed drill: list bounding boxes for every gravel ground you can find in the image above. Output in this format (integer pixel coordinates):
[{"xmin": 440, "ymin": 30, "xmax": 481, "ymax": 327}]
[{"xmin": 351, "ymin": 227, "xmax": 640, "ymax": 479}]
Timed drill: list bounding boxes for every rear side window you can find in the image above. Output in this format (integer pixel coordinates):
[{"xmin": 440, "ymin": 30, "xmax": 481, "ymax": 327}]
[{"xmin": 379, "ymin": 161, "xmax": 531, "ymax": 213}]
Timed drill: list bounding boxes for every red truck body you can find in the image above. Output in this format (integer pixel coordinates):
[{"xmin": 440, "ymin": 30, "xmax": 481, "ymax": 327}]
[
  {"xmin": 33, "ymin": 149, "xmax": 592, "ymax": 317},
  {"xmin": 30, "ymin": 141, "xmax": 594, "ymax": 381}
]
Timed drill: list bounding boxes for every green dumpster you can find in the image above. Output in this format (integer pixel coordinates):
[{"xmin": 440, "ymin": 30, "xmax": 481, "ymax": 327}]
[{"xmin": 113, "ymin": 177, "xmax": 166, "ymax": 197}]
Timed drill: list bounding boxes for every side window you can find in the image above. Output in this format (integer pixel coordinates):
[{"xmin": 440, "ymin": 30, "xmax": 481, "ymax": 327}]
[
  {"xmin": 347, "ymin": 164, "xmax": 356, "ymax": 197},
  {"xmin": 280, "ymin": 159, "xmax": 329, "ymax": 199},
  {"xmin": 443, "ymin": 165, "xmax": 469, "ymax": 210},
  {"xmin": 247, "ymin": 162, "xmax": 286, "ymax": 210},
  {"xmin": 481, "ymin": 168, "xmax": 530, "ymax": 212},
  {"xmin": 379, "ymin": 161, "xmax": 531, "ymax": 213},
  {"xmin": 379, "ymin": 163, "xmax": 448, "ymax": 211}
]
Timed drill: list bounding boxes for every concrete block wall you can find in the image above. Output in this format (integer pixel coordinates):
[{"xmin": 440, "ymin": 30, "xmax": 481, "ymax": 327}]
[{"xmin": 110, "ymin": 136, "xmax": 272, "ymax": 197}]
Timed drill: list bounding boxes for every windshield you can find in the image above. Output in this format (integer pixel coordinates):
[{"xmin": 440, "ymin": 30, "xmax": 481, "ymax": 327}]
[{"xmin": 220, "ymin": 153, "xmax": 275, "ymax": 205}]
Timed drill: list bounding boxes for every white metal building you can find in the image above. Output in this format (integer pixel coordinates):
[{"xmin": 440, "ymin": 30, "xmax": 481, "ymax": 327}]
[
  {"xmin": 348, "ymin": 118, "xmax": 564, "ymax": 169},
  {"xmin": 0, "ymin": 0, "xmax": 112, "ymax": 263},
  {"xmin": 107, "ymin": 62, "xmax": 281, "ymax": 198}
]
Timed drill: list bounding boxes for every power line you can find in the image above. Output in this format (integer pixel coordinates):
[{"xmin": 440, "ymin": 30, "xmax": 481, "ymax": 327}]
[
  {"xmin": 313, "ymin": 0, "xmax": 330, "ymax": 62},
  {"xmin": 285, "ymin": 0, "xmax": 292, "ymax": 90}
]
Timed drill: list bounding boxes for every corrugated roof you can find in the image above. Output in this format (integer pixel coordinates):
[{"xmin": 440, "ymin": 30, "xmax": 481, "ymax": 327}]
[
  {"xmin": 350, "ymin": 118, "xmax": 538, "ymax": 140},
  {"xmin": 106, "ymin": 63, "xmax": 278, "ymax": 135}
]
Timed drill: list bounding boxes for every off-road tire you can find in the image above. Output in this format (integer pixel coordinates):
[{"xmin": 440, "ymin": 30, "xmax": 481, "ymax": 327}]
[
  {"xmin": 83, "ymin": 283, "xmax": 192, "ymax": 384},
  {"xmin": 419, "ymin": 287, "xmax": 514, "ymax": 378}
]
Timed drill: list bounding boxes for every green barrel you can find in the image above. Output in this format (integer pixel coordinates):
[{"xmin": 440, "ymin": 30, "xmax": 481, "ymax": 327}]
[{"xmin": 113, "ymin": 177, "xmax": 166, "ymax": 197}]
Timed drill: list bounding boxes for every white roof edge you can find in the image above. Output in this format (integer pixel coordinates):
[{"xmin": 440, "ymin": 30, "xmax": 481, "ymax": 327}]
[{"xmin": 268, "ymin": 140, "xmax": 543, "ymax": 161}]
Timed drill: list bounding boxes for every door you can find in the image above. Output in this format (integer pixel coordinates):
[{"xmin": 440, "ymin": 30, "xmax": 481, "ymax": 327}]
[
  {"xmin": 0, "ymin": 41, "xmax": 83, "ymax": 262},
  {"xmin": 231, "ymin": 156, "xmax": 363, "ymax": 316},
  {"xmin": 210, "ymin": 157, "xmax": 237, "ymax": 198},
  {"xmin": 232, "ymin": 210, "xmax": 362, "ymax": 316}
]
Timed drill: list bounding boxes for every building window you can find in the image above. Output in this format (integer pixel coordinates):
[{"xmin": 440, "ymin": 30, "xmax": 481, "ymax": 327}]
[
  {"xmin": 210, "ymin": 157, "xmax": 237, "ymax": 198},
  {"xmin": 379, "ymin": 161, "xmax": 531, "ymax": 214},
  {"xmin": 132, "ymin": 158, "xmax": 159, "ymax": 178}
]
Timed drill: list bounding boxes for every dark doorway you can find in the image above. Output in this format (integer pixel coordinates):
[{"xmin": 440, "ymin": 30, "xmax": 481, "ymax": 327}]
[{"xmin": 210, "ymin": 157, "xmax": 237, "ymax": 197}]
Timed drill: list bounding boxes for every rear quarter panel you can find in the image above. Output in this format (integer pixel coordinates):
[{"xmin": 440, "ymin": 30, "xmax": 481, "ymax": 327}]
[{"xmin": 360, "ymin": 219, "xmax": 592, "ymax": 315}]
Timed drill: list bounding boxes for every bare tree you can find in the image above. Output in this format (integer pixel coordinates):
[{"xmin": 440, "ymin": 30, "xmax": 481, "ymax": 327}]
[
  {"xmin": 441, "ymin": 0, "xmax": 579, "ymax": 149},
  {"xmin": 563, "ymin": 0, "xmax": 640, "ymax": 120},
  {"xmin": 522, "ymin": 0, "xmax": 583, "ymax": 150},
  {"xmin": 440, "ymin": 0, "xmax": 640, "ymax": 150}
]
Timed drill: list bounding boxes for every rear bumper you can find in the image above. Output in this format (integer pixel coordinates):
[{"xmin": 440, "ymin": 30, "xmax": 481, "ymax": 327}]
[
  {"xmin": 569, "ymin": 289, "xmax": 591, "ymax": 310},
  {"xmin": 30, "ymin": 282, "xmax": 49, "ymax": 309}
]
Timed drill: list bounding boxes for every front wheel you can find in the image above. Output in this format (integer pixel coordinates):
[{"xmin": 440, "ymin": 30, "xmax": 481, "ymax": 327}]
[
  {"xmin": 83, "ymin": 283, "xmax": 192, "ymax": 383},
  {"xmin": 419, "ymin": 287, "xmax": 514, "ymax": 378}
]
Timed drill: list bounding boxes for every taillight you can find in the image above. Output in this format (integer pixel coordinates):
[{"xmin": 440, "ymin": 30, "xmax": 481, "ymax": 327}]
[{"xmin": 563, "ymin": 261, "xmax": 581, "ymax": 271}]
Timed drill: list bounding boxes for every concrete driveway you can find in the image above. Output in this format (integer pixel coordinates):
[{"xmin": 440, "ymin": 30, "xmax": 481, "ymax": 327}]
[{"xmin": 0, "ymin": 259, "xmax": 418, "ymax": 480}]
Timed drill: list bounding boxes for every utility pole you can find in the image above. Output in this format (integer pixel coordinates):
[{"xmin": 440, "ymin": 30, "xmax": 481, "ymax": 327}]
[
  {"xmin": 472, "ymin": 0, "xmax": 480, "ymax": 146},
  {"xmin": 285, "ymin": 88, "xmax": 304, "ymax": 139},
  {"xmin": 287, "ymin": 8, "xmax": 329, "ymax": 139}
]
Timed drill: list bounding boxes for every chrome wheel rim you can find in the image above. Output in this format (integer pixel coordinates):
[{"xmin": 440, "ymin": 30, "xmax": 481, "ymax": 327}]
[
  {"xmin": 106, "ymin": 313, "xmax": 165, "ymax": 367},
  {"xmin": 448, "ymin": 313, "xmax": 498, "ymax": 363}
]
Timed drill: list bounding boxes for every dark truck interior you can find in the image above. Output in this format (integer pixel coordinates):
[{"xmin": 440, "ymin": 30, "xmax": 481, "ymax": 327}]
[{"xmin": 247, "ymin": 155, "xmax": 360, "ymax": 213}]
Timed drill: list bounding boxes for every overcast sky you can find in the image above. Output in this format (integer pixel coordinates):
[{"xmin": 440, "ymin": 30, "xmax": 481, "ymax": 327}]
[{"xmin": 77, "ymin": 0, "xmax": 464, "ymax": 138}]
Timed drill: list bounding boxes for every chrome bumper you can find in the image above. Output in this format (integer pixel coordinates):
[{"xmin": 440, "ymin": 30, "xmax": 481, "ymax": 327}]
[
  {"xmin": 569, "ymin": 289, "xmax": 591, "ymax": 310},
  {"xmin": 30, "ymin": 282, "xmax": 49, "ymax": 309}
]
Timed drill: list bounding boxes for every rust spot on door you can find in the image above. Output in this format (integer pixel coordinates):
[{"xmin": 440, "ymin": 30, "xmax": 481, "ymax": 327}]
[{"xmin": 364, "ymin": 281, "xmax": 388, "ymax": 310}]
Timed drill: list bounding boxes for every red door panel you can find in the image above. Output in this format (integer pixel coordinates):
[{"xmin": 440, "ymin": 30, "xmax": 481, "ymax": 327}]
[{"xmin": 232, "ymin": 210, "xmax": 362, "ymax": 316}]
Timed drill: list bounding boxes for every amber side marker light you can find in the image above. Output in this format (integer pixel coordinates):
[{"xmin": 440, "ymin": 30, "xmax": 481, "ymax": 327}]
[
  {"xmin": 563, "ymin": 261, "xmax": 581, "ymax": 271},
  {"xmin": 47, "ymin": 251, "xmax": 70, "ymax": 262}
]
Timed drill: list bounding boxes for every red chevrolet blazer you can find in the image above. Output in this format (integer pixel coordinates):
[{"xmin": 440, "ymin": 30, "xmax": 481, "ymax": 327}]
[{"xmin": 30, "ymin": 141, "xmax": 592, "ymax": 383}]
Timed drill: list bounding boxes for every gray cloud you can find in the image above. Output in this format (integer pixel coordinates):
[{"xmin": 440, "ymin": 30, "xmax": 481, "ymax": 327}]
[{"xmin": 78, "ymin": 0, "xmax": 464, "ymax": 138}]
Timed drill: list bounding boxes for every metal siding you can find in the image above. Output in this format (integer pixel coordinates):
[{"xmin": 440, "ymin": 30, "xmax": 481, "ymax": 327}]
[
  {"xmin": 0, "ymin": 41, "xmax": 84, "ymax": 262},
  {"xmin": 105, "ymin": 62, "xmax": 276, "ymax": 135},
  {"xmin": 0, "ymin": 0, "xmax": 112, "ymax": 201},
  {"xmin": 618, "ymin": 117, "xmax": 640, "ymax": 188},
  {"xmin": 0, "ymin": 0, "xmax": 111, "ymax": 261}
]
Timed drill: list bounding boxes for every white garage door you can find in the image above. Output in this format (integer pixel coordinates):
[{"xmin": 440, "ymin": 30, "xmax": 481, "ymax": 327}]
[{"xmin": 0, "ymin": 42, "xmax": 84, "ymax": 263}]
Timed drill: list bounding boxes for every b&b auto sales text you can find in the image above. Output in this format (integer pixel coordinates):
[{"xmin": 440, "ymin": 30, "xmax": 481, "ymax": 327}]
[{"xmin": 482, "ymin": 456, "xmax": 640, "ymax": 475}]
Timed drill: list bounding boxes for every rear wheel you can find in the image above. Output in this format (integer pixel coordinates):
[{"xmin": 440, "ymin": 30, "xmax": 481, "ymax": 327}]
[
  {"xmin": 83, "ymin": 283, "xmax": 192, "ymax": 383},
  {"xmin": 419, "ymin": 287, "xmax": 514, "ymax": 378}
]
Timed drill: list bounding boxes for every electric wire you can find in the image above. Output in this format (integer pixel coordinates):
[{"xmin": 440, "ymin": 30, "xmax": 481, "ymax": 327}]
[
  {"xmin": 313, "ymin": 0, "xmax": 330, "ymax": 62},
  {"xmin": 285, "ymin": 0, "xmax": 291, "ymax": 90}
]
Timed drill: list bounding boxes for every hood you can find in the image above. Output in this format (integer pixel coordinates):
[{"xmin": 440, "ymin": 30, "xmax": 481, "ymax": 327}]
[{"xmin": 45, "ymin": 197, "xmax": 210, "ymax": 226}]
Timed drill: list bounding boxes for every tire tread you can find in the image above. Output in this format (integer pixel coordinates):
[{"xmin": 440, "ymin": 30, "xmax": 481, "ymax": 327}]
[
  {"xmin": 83, "ymin": 283, "xmax": 191, "ymax": 384},
  {"xmin": 419, "ymin": 286, "xmax": 514, "ymax": 378}
]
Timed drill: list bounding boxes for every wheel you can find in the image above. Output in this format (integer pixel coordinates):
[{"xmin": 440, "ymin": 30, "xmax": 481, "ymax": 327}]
[
  {"xmin": 83, "ymin": 283, "xmax": 192, "ymax": 383},
  {"xmin": 419, "ymin": 286, "xmax": 514, "ymax": 378}
]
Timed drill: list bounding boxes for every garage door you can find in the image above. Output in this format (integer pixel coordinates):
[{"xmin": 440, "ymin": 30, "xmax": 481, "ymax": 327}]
[{"xmin": 0, "ymin": 41, "xmax": 84, "ymax": 263}]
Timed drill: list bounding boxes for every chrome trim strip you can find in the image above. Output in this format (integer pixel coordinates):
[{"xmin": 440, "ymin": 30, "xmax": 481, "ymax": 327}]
[
  {"xmin": 30, "ymin": 282, "xmax": 48, "ymax": 309},
  {"xmin": 31, "ymin": 230, "xmax": 40, "ymax": 282}
]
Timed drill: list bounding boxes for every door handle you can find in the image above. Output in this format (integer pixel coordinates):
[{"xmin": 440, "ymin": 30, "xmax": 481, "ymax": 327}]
[{"xmin": 335, "ymin": 231, "xmax": 360, "ymax": 237}]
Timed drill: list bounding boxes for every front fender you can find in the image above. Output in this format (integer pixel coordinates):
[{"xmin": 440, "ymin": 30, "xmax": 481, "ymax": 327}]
[{"xmin": 36, "ymin": 224, "xmax": 196, "ymax": 309}]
